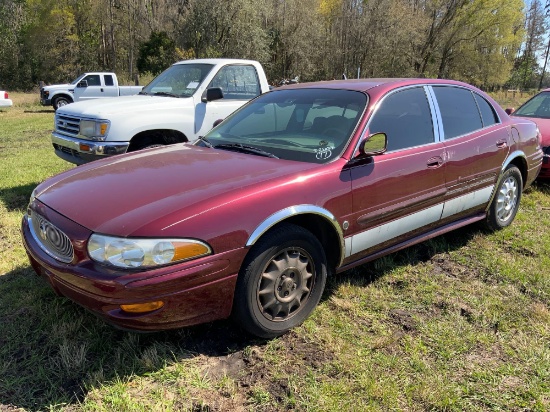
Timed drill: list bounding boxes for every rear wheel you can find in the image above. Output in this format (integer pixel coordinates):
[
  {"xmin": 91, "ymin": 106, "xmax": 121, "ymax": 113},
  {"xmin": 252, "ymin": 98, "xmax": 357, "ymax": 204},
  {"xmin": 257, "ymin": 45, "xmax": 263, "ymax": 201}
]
[
  {"xmin": 485, "ymin": 165, "xmax": 522, "ymax": 230},
  {"xmin": 232, "ymin": 223, "xmax": 327, "ymax": 338}
]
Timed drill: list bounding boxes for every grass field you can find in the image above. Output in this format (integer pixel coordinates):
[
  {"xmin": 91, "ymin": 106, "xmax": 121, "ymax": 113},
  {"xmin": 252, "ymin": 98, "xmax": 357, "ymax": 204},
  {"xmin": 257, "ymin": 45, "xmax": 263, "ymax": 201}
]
[{"xmin": 0, "ymin": 93, "xmax": 549, "ymax": 411}]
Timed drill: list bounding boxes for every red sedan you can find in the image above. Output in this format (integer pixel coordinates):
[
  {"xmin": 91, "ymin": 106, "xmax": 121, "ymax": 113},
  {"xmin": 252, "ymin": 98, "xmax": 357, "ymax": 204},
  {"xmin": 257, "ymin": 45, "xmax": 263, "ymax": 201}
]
[
  {"xmin": 507, "ymin": 89, "xmax": 550, "ymax": 179},
  {"xmin": 22, "ymin": 79, "xmax": 542, "ymax": 338}
]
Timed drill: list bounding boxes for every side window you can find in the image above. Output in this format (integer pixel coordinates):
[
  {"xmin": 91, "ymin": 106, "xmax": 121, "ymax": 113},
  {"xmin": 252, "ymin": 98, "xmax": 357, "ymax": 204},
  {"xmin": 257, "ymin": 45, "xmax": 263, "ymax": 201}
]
[
  {"xmin": 83, "ymin": 75, "xmax": 101, "ymax": 86},
  {"xmin": 208, "ymin": 65, "xmax": 261, "ymax": 100},
  {"xmin": 474, "ymin": 93, "xmax": 498, "ymax": 127},
  {"xmin": 368, "ymin": 87, "xmax": 434, "ymax": 151},
  {"xmin": 104, "ymin": 75, "xmax": 114, "ymax": 86},
  {"xmin": 433, "ymin": 87, "xmax": 482, "ymax": 139}
]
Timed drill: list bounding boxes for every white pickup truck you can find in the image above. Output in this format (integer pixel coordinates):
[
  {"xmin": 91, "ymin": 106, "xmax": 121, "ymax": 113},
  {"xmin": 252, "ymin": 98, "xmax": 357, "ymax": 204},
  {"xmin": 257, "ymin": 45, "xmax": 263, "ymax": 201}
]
[
  {"xmin": 40, "ymin": 72, "xmax": 143, "ymax": 110},
  {"xmin": 51, "ymin": 59, "xmax": 271, "ymax": 165}
]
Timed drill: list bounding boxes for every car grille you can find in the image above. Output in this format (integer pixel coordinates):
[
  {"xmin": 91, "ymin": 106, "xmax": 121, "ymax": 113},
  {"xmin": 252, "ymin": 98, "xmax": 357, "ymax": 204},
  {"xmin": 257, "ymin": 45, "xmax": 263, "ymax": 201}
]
[
  {"xmin": 55, "ymin": 114, "xmax": 81, "ymax": 138},
  {"xmin": 29, "ymin": 212, "xmax": 74, "ymax": 263},
  {"xmin": 52, "ymin": 143, "xmax": 82, "ymax": 160}
]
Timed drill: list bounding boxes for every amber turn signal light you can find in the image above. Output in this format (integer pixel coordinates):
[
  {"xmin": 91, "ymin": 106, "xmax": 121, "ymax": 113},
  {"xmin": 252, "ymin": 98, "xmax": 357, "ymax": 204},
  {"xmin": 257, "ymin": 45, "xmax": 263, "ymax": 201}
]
[{"xmin": 120, "ymin": 301, "xmax": 164, "ymax": 313}]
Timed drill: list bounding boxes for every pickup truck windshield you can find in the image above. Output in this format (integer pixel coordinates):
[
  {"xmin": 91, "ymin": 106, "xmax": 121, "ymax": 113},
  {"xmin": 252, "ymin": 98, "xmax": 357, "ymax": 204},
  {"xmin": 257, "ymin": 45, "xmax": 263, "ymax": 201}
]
[
  {"xmin": 71, "ymin": 74, "xmax": 87, "ymax": 85},
  {"xmin": 141, "ymin": 64, "xmax": 214, "ymax": 98},
  {"xmin": 202, "ymin": 88, "xmax": 367, "ymax": 164}
]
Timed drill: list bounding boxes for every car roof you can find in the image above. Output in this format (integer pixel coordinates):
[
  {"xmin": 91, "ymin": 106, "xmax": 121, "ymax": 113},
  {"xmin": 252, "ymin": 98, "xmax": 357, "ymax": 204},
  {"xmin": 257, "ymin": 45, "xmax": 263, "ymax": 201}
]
[
  {"xmin": 280, "ymin": 78, "xmax": 477, "ymax": 93},
  {"xmin": 174, "ymin": 58, "xmax": 260, "ymax": 66}
]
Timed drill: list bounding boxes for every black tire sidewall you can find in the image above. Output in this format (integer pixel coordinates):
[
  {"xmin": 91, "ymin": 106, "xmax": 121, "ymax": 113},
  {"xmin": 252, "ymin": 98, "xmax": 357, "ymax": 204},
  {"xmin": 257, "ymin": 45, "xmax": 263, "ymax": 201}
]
[
  {"xmin": 487, "ymin": 165, "xmax": 522, "ymax": 230},
  {"xmin": 233, "ymin": 224, "xmax": 327, "ymax": 338}
]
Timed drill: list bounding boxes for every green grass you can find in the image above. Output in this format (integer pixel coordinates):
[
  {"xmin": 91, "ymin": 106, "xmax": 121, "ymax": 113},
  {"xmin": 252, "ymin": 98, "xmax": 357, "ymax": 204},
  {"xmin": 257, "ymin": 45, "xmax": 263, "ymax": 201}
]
[{"xmin": 1, "ymin": 93, "xmax": 549, "ymax": 411}]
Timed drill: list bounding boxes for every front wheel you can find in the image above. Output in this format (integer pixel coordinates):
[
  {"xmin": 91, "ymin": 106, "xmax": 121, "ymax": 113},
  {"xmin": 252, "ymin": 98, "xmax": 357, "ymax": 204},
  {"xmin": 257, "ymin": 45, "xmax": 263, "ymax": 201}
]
[
  {"xmin": 232, "ymin": 223, "xmax": 327, "ymax": 338},
  {"xmin": 485, "ymin": 165, "xmax": 523, "ymax": 230},
  {"xmin": 53, "ymin": 96, "xmax": 71, "ymax": 110}
]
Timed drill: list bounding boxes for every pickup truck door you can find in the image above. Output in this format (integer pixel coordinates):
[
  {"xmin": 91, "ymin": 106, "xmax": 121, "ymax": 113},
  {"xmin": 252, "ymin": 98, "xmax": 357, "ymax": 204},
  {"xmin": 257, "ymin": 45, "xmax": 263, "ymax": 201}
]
[
  {"xmin": 72, "ymin": 74, "xmax": 114, "ymax": 101},
  {"xmin": 194, "ymin": 64, "xmax": 262, "ymax": 136}
]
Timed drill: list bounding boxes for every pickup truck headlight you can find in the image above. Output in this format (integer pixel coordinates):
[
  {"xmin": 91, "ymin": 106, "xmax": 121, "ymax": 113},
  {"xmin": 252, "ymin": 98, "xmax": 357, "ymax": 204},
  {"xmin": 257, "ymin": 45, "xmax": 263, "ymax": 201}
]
[
  {"xmin": 79, "ymin": 120, "xmax": 110, "ymax": 140},
  {"xmin": 87, "ymin": 234, "xmax": 212, "ymax": 269}
]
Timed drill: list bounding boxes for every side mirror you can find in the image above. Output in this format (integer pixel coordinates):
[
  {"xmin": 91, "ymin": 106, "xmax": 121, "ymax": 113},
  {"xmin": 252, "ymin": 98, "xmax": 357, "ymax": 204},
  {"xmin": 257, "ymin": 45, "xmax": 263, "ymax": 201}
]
[
  {"xmin": 213, "ymin": 119, "xmax": 224, "ymax": 127},
  {"xmin": 77, "ymin": 80, "xmax": 88, "ymax": 88},
  {"xmin": 201, "ymin": 87, "xmax": 224, "ymax": 103},
  {"xmin": 360, "ymin": 132, "xmax": 387, "ymax": 156},
  {"xmin": 505, "ymin": 107, "xmax": 515, "ymax": 115}
]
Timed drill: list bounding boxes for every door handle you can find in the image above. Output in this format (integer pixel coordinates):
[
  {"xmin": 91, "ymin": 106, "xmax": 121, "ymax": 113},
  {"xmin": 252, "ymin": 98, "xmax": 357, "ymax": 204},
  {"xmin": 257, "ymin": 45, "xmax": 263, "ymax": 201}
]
[
  {"xmin": 101, "ymin": 88, "xmax": 104, "ymax": 92},
  {"xmin": 496, "ymin": 139, "xmax": 507, "ymax": 148},
  {"xmin": 427, "ymin": 156, "xmax": 444, "ymax": 168}
]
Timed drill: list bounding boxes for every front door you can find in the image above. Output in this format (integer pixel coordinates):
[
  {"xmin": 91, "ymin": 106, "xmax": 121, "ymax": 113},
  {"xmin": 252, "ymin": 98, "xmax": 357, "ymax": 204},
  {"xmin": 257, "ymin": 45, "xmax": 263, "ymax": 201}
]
[
  {"xmin": 345, "ymin": 86, "xmax": 447, "ymax": 262},
  {"xmin": 195, "ymin": 64, "xmax": 262, "ymax": 136}
]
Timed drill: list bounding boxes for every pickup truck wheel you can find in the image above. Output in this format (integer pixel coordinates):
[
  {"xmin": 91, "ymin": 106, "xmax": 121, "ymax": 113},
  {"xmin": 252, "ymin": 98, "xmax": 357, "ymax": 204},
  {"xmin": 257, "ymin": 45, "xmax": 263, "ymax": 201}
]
[
  {"xmin": 53, "ymin": 97, "xmax": 71, "ymax": 110},
  {"xmin": 232, "ymin": 223, "xmax": 327, "ymax": 338}
]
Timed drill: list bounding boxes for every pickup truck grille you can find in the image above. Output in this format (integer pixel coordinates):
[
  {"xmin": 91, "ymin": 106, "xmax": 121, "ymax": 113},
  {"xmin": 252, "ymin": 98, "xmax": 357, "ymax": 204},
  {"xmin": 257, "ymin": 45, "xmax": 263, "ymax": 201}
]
[{"xmin": 55, "ymin": 114, "xmax": 80, "ymax": 138}]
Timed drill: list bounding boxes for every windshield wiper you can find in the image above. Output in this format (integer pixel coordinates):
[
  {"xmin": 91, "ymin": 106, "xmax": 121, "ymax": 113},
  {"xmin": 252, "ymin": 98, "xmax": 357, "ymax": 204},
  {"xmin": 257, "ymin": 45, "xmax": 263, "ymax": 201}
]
[
  {"xmin": 196, "ymin": 136, "xmax": 213, "ymax": 148},
  {"xmin": 153, "ymin": 91, "xmax": 180, "ymax": 98},
  {"xmin": 214, "ymin": 143, "xmax": 279, "ymax": 159}
]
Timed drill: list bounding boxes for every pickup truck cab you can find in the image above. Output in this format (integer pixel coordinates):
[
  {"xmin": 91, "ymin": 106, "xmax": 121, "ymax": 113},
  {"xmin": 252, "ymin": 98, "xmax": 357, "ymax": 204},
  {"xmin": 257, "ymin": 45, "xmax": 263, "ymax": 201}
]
[
  {"xmin": 40, "ymin": 72, "xmax": 143, "ymax": 110},
  {"xmin": 51, "ymin": 59, "xmax": 270, "ymax": 164}
]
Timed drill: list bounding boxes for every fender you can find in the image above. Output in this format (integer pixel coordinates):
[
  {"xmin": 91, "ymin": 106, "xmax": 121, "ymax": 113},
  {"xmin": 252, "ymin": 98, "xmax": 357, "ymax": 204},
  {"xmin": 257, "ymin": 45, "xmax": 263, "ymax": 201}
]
[{"xmin": 246, "ymin": 204, "xmax": 346, "ymax": 267}]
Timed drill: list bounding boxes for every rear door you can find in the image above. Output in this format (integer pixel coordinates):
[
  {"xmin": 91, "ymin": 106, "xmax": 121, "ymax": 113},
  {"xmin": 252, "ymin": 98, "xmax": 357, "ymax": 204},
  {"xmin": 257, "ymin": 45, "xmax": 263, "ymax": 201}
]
[
  {"xmin": 428, "ymin": 86, "xmax": 508, "ymax": 221},
  {"xmin": 345, "ymin": 86, "xmax": 447, "ymax": 262}
]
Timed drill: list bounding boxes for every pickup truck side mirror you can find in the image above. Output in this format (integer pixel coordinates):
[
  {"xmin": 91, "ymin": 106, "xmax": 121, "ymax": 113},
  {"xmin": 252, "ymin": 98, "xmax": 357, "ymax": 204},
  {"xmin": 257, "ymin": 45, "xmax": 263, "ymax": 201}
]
[
  {"xmin": 359, "ymin": 132, "xmax": 387, "ymax": 156},
  {"xmin": 202, "ymin": 87, "xmax": 224, "ymax": 103},
  {"xmin": 77, "ymin": 80, "xmax": 88, "ymax": 88}
]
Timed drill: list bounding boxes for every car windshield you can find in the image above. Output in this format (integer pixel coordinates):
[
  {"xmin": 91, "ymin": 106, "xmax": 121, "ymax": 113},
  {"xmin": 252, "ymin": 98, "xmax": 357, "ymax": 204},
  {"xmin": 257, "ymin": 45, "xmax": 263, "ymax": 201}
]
[
  {"xmin": 201, "ymin": 88, "xmax": 367, "ymax": 164},
  {"xmin": 140, "ymin": 64, "xmax": 214, "ymax": 98},
  {"xmin": 514, "ymin": 91, "xmax": 550, "ymax": 119}
]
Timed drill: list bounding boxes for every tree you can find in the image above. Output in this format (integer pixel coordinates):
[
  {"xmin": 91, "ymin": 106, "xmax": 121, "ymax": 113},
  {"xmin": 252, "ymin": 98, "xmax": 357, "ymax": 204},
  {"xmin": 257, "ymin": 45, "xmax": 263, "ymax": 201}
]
[{"xmin": 137, "ymin": 31, "xmax": 179, "ymax": 75}]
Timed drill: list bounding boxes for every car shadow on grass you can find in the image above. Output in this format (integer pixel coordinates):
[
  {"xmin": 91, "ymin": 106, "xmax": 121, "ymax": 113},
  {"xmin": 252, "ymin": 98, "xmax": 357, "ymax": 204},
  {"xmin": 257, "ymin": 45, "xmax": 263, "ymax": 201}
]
[
  {"xmin": 0, "ymin": 265, "xmax": 265, "ymax": 410},
  {"xmin": 23, "ymin": 109, "xmax": 55, "ymax": 114},
  {"xmin": 0, "ymin": 222, "xmax": 484, "ymax": 411},
  {"xmin": 0, "ymin": 183, "xmax": 38, "ymax": 212},
  {"xmin": 322, "ymin": 223, "xmax": 481, "ymax": 298}
]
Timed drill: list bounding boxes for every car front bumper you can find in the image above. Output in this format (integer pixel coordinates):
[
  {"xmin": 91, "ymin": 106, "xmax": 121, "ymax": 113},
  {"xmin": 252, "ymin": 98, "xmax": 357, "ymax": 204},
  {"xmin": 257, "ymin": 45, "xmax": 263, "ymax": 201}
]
[
  {"xmin": 21, "ymin": 211, "xmax": 245, "ymax": 331},
  {"xmin": 52, "ymin": 132, "xmax": 129, "ymax": 165}
]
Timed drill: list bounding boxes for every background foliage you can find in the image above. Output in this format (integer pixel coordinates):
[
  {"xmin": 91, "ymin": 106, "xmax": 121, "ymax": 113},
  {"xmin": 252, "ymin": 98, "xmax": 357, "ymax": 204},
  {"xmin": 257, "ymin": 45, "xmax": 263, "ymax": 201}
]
[{"xmin": 0, "ymin": 0, "xmax": 549, "ymax": 91}]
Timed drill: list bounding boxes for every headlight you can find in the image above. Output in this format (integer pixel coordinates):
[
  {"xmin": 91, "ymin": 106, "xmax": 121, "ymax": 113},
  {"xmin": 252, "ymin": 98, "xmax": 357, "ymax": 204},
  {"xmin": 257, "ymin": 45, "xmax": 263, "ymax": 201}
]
[
  {"xmin": 79, "ymin": 120, "xmax": 109, "ymax": 140},
  {"xmin": 87, "ymin": 234, "xmax": 211, "ymax": 269}
]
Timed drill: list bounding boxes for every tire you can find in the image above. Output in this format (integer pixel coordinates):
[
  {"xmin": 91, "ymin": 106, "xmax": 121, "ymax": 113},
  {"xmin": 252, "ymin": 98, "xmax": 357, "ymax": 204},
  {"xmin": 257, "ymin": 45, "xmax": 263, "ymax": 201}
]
[
  {"xmin": 232, "ymin": 223, "xmax": 327, "ymax": 338},
  {"xmin": 485, "ymin": 165, "xmax": 522, "ymax": 230},
  {"xmin": 53, "ymin": 96, "xmax": 71, "ymax": 110}
]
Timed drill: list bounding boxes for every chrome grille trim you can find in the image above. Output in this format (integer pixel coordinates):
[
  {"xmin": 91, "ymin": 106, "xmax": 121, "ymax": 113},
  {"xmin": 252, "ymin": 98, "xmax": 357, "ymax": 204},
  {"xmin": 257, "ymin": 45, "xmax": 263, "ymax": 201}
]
[
  {"xmin": 55, "ymin": 114, "xmax": 81, "ymax": 137},
  {"xmin": 28, "ymin": 212, "xmax": 74, "ymax": 263}
]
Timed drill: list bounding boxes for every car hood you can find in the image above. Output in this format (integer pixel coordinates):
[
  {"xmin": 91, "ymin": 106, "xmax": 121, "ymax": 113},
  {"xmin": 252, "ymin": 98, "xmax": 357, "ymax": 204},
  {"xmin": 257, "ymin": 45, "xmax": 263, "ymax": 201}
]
[
  {"xmin": 513, "ymin": 115, "xmax": 550, "ymax": 147},
  {"xmin": 56, "ymin": 95, "xmax": 194, "ymax": 118},
  {"xmin": 35, "ymin": 144, "xmax": 319, "ymax": 236},
  {"xmin": 43, "ymin": 84, "xmax": 73, "ymax": 91}
]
